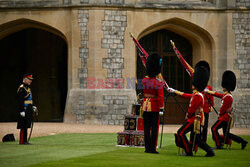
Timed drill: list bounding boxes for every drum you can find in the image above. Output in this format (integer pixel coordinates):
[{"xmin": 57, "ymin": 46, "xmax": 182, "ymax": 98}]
[
  {"xmin": 117, "ymin": 132, "xmax": 126, "ymax": 145},
  {"xmin": 131, "ymin": 131, "xmax": 144, "ymax": 147},
  {"xmin": 124, "ymin": 115, "xmax": 144, "ymax": 131},
  {"xmin": 117, "ymin": 131, "xmax": 132, "ymax": 146}
]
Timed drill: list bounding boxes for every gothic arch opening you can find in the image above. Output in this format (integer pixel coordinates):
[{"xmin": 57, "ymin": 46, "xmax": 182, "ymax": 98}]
[
  {"xmin": 0, "ymin": 19, "xmax": 68, "ymax": 122},
  {"xmin": 137, "ymin": 18, "xmax": 214, "ymax": 124}
]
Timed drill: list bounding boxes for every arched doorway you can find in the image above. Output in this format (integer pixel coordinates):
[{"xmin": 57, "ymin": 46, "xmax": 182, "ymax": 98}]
[
  {"xmin": 136, "ymin": 18, "xmax": 214, "ymax": 124},
  {"xmin": 0, "ymin": 25, "xmax": 67, "ymax": 122},
  {"xmin": 137, "ymin": 29, "xmax": 192, "ymax": 124}
]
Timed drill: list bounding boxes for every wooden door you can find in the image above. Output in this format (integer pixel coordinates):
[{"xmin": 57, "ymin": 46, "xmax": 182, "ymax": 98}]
[{"xmin": 137, "ymin": 29, "xmax": 192, "ymax": 124}]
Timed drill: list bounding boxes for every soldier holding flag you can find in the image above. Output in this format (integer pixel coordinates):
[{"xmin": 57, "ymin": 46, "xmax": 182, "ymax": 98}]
[{"xmin": 168, "ymin": 64, "xmax": 215, "ymax": 156}]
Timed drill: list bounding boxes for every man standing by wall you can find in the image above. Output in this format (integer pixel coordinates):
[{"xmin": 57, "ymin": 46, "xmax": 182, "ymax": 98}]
[{"xmin": 17, "ymin": 73, "xmax": 37, "ymax": 145}]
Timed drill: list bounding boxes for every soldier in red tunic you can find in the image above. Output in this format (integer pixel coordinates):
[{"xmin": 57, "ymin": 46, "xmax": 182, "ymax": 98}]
[
  {"xmin": 141, "ymin": 53, "xmax": 164, "ymax": 154},
  {"xmin": 206, "ymin": 70, "xmax": 248, "ymax": 149},
  {"xmin": 168, "ymin": 61, "xmax": 214, "ymax": 143},
  {"xmin": 168, "ymin": 65, "xmax": 215, "ymax": 156},
  {"xmin": 195, "ymin": 61, "xmax": 214, "ymax": 143}
]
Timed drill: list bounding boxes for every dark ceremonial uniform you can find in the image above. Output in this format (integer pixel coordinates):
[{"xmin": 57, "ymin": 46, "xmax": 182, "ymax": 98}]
[
  {"xmin": 202, "ymin": 85, "xmax": 214, "ymax": 142},
  {"xmin": 211, "ymin": 92, "xmax": 247, "ymax": 148},
  {"xmin": 142, "ymin": 76, "xmax": 164, "ymax": 153},
  {"xmin": 17, "ymin": 83, "xmax": 34, "ymax": 144}
]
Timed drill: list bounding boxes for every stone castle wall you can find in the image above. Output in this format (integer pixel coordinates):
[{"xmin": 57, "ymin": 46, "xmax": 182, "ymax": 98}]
[
  {"xmin": 0, "ymin": 0, "xmax": 249, "ymax": 126},
  {"xmin": 232, "ymin": 0, "xmax": 250, "ymax": 127}
]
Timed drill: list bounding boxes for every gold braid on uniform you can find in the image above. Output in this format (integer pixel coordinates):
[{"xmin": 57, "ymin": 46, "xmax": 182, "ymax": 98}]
[
  {"xmin": 194, "ymin": 114, "xmax": 201, "ymax": 134},
  {"xmin": 17, "ymin": 84, "xmax": 31, "ymax": 99}
]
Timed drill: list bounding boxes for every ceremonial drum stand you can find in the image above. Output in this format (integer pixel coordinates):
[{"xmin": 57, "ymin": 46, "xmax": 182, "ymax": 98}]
[{"xmin": 117, "ymin": 104, "xmax": 145, "ymax": 147}]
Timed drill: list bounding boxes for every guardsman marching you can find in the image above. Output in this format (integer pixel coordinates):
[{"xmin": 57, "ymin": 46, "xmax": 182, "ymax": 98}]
[
  {"xmin": 167, "ymin": 61, "xmax": 214, "ymax": 144},
  {"xmin": 17, "ymin": 73, "xmax": 37, "ymax": 145},
  {"xmin": 141, "ymin": 53, "xmax": 164, "ymax": 154},
  {"xmin": 206, "ymin": 70, "xmax": 248, "ymax": 149},
  {"xmin": 168, "ymin": 65, "xmax": 215, "ymax": 156},
  {"xmin": 195, "ymin": 61, "xmax": 214, "ymax": 143}
]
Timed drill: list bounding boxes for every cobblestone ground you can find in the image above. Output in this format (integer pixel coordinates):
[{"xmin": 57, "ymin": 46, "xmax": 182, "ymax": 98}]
[{"xmin": 0, "ymin": 123, "xmax": 250, "ymax": 142}]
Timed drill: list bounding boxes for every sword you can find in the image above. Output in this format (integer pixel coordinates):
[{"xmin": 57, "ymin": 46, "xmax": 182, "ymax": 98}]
[{"xmin": 28, "ymin": 106, "xmax": 38, "ymax": 142}]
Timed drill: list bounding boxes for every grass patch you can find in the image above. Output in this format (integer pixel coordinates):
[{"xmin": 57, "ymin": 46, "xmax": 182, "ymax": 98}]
[{"xmin": 0, "ymin": 133, "xmax": 249, "ymax": 167}]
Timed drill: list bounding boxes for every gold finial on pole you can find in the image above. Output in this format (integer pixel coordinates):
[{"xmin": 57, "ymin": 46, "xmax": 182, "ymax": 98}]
[
  {"xmin": 129, "ymin": 32, "xmax": 134, "ymax": 38},
  {"xmin": 170, "ymin": 40, "xmax": 175, "ymax": 47}
]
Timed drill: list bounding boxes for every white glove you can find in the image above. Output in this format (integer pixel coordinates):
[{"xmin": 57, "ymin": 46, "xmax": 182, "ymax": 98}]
[
  {"xmin": 20, "ymin": 112, "xmax": 25, "ymax": 117},
  {"xmin": 33, "ymin": 106, "xmax": 37, "ymax": 111},
  {"xmin": 204, "ymin": 87, "xmax": 209, "ymax": 93},
  {"xmin": 167, "ymin": 87, "xmax": 176, "ymax": 93},
  {"xmin": 159, "ymin": 111, "xmax": 164, "ymax": 116}
]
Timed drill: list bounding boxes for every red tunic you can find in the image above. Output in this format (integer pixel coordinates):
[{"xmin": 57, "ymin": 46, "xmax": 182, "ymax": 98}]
[
  {"xmin": 180, "ymin": 93, "xmax": 193, "ymax": 99},
  {"xmin": 203, "ymin": 85, "xmax": 214, "ymax": 114},
  {"xmin": 142, "ymin": 77, "xmax": 164, "ymax": 112},
  {"xmin": 213, "ymin": 92, "xmax": 233, "ymax": 122},
  {"xmin": 186, "ymin": 91, "xmax": 204, "ymax": 123}
]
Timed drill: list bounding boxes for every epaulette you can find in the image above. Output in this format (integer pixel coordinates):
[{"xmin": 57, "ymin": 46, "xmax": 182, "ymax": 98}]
[{"xmin": 17, "ymin": 84, "xmax": 24, "ymax": 93}]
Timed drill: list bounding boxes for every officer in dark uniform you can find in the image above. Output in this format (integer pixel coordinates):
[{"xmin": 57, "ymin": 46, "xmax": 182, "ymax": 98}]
[{"xmin": 17, "ymin": 73, "xmax": 37, "ymax": 145}]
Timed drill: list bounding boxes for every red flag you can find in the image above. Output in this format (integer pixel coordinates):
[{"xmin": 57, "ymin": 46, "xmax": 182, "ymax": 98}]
[
  {"xmin": 170, "ymin": 40, "xmax": 194, "ymax": 77},
  {"xmin": 130, "ymin": 33, "xmax": 148, "ymax": 66},
  {"xmin": 130, "ymin": 32, "xmax": 169, "ymax": 89}
]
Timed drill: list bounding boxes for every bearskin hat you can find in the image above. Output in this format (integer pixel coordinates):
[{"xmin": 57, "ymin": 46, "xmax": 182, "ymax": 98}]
[
  {"xmin": 146, "ymin": 53, "xmax": 161, "ymax": 78},
  {"xmin": 221, "ymin": 70, "xmax": 236, "ymax": 92},
  {"xmin": 192, "ymin": 65, "xmax": 209, "ymax": 92},
  {"xmin": 195, "ymin": 60, "xmax": 210, "ymax": 74}
]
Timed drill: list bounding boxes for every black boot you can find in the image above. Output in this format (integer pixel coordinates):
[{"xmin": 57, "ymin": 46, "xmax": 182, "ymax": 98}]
[
  {"xmin": 205, "ymin": 149, "xmax": 215, "ymax": 157},
  {"xmin": 241, "ymin": 140, "xmax": 248, "ymax": 150}
]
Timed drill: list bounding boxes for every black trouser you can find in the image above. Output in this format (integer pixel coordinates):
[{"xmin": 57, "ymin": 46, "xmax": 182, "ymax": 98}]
[
  {"xmin": 20, "ymin": 128, "xmax": 28, "ymax": 144},
  {"xmin": 143, "ymin": 111, "xmax": 160, "ymax": 152},
  {"xmin": 177, "ymin": 121, "xmax": 212, "ymax": 155},
  {"xmin": 202, "ymin": 112, "xmax": 209, "ymax": 143},
  {"xmin": 211, "ymin": 119, "xmax": 245, "ymax": 147}
]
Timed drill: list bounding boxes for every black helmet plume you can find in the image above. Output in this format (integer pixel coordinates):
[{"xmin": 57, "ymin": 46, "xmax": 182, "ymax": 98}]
[
  {"xmin": 221, "ymin": 70, "xmax": 236, "ymax": 92},
  {"xmin": 146, "ymin": 53, "xmax": 161, "ymax": 78}
]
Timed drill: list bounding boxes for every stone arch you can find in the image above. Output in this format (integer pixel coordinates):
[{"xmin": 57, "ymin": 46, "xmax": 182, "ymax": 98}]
[
  {"xmin": 0, "ymin": 18, "xmax": 67, "ymax": 42},
  {"xmin": 0, "ymin": 18, "xmax": 68, "ymax": 122},
  {"xmin": 138, "ymin": 17, "xmax": 215, "ymax": 85}
]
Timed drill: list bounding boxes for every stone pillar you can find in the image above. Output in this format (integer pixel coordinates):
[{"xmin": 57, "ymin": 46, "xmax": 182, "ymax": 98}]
[
  {"xmin": 65, "ymin": 8, "xmax": 136, "ymax": 125},
  {"xmin": 232, "ymin": 6, "xmax": 250, "ymax": 127}
]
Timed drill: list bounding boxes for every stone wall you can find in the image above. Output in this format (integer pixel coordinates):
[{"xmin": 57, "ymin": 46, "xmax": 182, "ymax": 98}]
[
  {"xmin": 232, "ymin": 11, "xmax": 250, "ymax": 127},
  {"xmin": 235, "ymin": 0, "xmax": 250, "ymax": 7},
  {"xmin": 78, "ymin": 9, "xmax": 89, "ymax": 89},
  {"xmin": 68, "ymin": 8, "xmax": 132, "ymax": 125},
  {"xmin": 1, "ymin": 0, "xmax": 250, "ymax": 126},
  {"xmin": 102, "ymin": 10, "xmax": 126, "ymax": 83}
]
